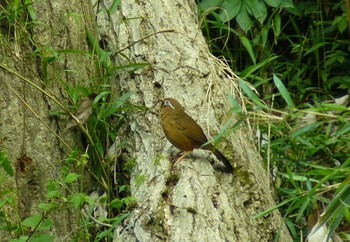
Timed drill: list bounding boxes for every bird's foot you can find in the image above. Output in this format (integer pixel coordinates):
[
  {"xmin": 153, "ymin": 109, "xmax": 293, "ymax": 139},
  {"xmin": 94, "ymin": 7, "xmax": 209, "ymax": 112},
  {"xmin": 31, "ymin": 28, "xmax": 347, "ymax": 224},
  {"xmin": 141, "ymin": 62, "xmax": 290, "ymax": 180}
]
[{"xmin": 171, "ymin": 151, "xmax": 190, "ymax": 167}]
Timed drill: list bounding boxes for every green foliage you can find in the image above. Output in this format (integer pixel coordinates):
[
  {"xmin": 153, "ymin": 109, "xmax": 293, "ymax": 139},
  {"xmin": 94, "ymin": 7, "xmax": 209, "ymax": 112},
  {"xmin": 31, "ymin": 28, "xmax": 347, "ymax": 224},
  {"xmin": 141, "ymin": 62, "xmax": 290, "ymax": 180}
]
[
  {"xmin": 200, "ymin": 1, "xmax": 350, "ymax": 106},
  {"xmin": 199, "ymin": 0, "xmax": 350, "ymax": 239},
  {"xmin": 53, "ymin": 36, "xmax": 139, "ymax": 239},
  {"xmin": 0, "ymin": 154, "xmax": 23, "ymax": 237},
  {"xmin": 199, "ymin": 0, "xmax": 293, "ymax": 31},
  {"xmin": 93, "ymin": 213, "xmax": 130, "ymax": 242},
  {"xmin": 235, "ymin": 77, "xmax": 350, "ymax": 240},
  {"xmin": 0, "ymin": 151, "xmax": 14, "ymax": 176}
]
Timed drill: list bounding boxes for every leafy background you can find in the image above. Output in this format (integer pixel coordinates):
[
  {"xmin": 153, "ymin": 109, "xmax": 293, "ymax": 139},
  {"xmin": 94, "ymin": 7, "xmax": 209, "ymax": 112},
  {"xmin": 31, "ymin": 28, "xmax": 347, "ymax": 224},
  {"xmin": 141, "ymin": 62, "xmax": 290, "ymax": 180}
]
[
  {"xmin": 199, "ymin": 0, "xmax": 350, "ymax": 240},
  {"xmin": 0, "ymin": 0, "xmax": 350, "ymax": 241}
]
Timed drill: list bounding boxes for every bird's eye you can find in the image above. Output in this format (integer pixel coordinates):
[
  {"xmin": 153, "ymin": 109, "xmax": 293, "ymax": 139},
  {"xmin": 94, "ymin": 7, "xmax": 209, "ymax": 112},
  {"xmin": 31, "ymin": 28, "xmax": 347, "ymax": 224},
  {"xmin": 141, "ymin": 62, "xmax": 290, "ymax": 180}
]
[{"xmin": 164, "ymin": 100, "xmax": 175, "ymax": 109}]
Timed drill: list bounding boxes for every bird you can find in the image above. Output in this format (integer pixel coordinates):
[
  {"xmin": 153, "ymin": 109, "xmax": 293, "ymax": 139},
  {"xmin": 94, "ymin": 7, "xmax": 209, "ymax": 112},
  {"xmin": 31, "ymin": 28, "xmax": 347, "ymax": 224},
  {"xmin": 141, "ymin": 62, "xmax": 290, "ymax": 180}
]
[
  {"xmin": 64, "ymin": 93, "xmax": 97, "ymax": 132},
  {"xmin": 160, "ymin": 98, "xmax": 233, "ymax": 172}
]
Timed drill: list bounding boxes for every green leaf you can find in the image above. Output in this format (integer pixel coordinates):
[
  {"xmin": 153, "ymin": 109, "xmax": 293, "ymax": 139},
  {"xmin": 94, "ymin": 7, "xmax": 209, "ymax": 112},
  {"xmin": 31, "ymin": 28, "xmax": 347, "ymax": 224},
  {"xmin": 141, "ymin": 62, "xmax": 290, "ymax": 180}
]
[
  {"xmin": 103, "ymin": 91, "xmax": 135, "ymax": 118},
  {"xmin": 228, "ymin": 95, "xmax": 242, "ymax": 113},
  {"xmin": 64, "ymin": 173, "xmax": 80, "ymax": 183},
  {"xmin": 273, "ymin": 14, "xmax": 281, "ymax": 38},
  {"xmin": 273, "ymin": 74, "xmax": 296, "ymax": 108},
  {"xmin": 247, "ymin": 0, "xmax": 267, "ymax": 24},
  {"xmin": 204, "ymin": 117, "xmax": 242, "ymax": 147},
  {"xmin": 95, "ymin": 228, "xmax": 113, "ymax": 242},
  {"xmin": 22, "ymin": 214, "xmax": 42, "ymax": 228},
  {"xmin": 108, "ymin": 0, "xmax": 121, "ymax": 15},
  {"xmin": 219, "ymin": 0, "xmax": 241, "ymax": 22},
  {"xmin": 24, "ymin": 0, "xmax": 36, "ymax": 21},
  {"xmin": 240, "ymin": 36, "xmax": 256, "ymax": 64},
  {"xmin": 236, "ymin": 1, "xmax": 252, "ymax": 31},
  {"xmin": 240, "ymin": 56, "xmax": 278, "ymax": 78},
  {"xmin": 294, "ymin": 136, "xmax": 315, "ymax": 148},
  {"xmin": 9, "ymin": 236, "xmax": 29, "ymax": 242},
  {"xmin": 264, "ymin": 0, "xmax": 293, "ymax": 8},
  {"xmin": 252, "ymin": 195, "xmax": 298, "ymax": 219},
  {"xmin": 122, "ymin": 196, "xmax": 136, "ymax": 205},
  {"xmin": 239, "ymin": 79, "xmax": 266, "ymax": 109},
  {"xmin": 119, "ymin": 185, "xmax": 129, "ymax": 193},
  {"xmin": 37, "ymin": 218, "xmax": 53, "ymax": 231},
  {"xmin": 284, "ymin": 218, "xmax": 297, "ymax": 239},
  {"xmin": 261, "ymin": 26, "xmax": 268, "ymax": 48},
  {"xmin": 286, "ymin": 167, "xmax": 298, "ymax": 189},
  {"xmin": 0, "ymin": 151, "xmax": 14, "ymax": 176},
  {"xmin": 108, "ymin": 62, "xmax": 149, "ymax": 72},
  {"xmin": 46, "ymin": 180, "xmax": 57, "ymax": 191},
  {"xmin": 337, "ymin": 16, "xmax": 348, "ymax": 33},
  {"xmin": 304, "ymin": 42, "xmax": 329, "ymax": 57},
  {"xmin": 30, "ymin": 233, "xmax": 55, "ymax": 242},
  {"xmin": 290, "ymin": 122, "xmax": 321, "ymax": 137},
  {"xmin": 279, "ymin": 172, "xmax": 321, "ymax": 183},
  {"xmin": 341, "ymin": 157, "xmax": 350, "ymax": 168},
  {"xmin": 319, "ymin": 103, "xmax": 348, "ymax": 112},
  {"xmin": 198, "ymin": 0, "xmax": 224, "ymax": 11},
  {"xmin": 135, "ymin": 174, "xmax": 145, "ymax": 186},
  {"xmin": 110, "ymin": 199, "xmax": 123, "ymax": 209},
  {"xmin": 296, "ymin": 197, "xmax": 311, "ymax": 222},
  {"xmin": 111, "ymin": 212, "xmax": 130, "ymax": 226},
  {"xmin": 39, "ymin": 203, "xmax": 59, "ymax": 212},
  {"xmin": 86, "ymin": 30, "xmax": 111, "ymax": 68},
  {"xmin": 95, "ymin": 213, "xmax": 130, "ymax": 242},
  {"xmin": 46, "ymin": 190, "xmax": 61, "ymax": 199},
  {"xmin": 336, "ymin": 122, "xmax": 350, "ymax": 137},
  {"xmin": 69, "ymin": 193, "xmax": 89, "ymax": 208},
  {"xmin": 304, "ymin": 42, "xmax": 328, "ymax": 56}
]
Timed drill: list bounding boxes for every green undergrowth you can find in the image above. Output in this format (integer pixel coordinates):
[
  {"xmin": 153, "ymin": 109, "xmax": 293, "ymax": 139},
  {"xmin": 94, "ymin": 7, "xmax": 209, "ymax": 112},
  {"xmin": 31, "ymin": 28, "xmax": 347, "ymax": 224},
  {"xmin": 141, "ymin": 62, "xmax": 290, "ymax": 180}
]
[{"xmin": 199, "ymin": 0, "xmax": 350, "ymax": 240}]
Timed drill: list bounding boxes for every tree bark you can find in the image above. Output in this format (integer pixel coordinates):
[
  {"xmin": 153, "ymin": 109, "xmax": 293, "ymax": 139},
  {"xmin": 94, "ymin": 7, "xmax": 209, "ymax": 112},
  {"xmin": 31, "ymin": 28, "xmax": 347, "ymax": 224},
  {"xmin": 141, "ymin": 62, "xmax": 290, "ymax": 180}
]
[
  {"xmin": 0, "ymin": 0, "xmax": 95, "ymax": 240},
  {"xmin": 92, "ymin": 0, "xmax": 292, "ymax": 241}
]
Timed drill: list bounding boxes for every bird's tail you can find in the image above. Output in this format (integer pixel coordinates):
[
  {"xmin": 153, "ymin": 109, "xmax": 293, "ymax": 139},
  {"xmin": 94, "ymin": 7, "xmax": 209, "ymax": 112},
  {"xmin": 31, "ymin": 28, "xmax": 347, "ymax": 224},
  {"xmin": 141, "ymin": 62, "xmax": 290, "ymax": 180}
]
[{"xmin": 213, "ymin": 149, "xmax": 234, "ymax": 173}]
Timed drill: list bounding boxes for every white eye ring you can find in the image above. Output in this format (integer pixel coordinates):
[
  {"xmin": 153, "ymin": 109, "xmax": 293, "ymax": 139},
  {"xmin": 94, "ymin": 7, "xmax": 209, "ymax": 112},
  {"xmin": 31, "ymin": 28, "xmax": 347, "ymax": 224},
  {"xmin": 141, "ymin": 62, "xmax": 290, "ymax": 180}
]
[{"xmin": 164, "ymin": 100, "xmax": 175, "ymax": 109}]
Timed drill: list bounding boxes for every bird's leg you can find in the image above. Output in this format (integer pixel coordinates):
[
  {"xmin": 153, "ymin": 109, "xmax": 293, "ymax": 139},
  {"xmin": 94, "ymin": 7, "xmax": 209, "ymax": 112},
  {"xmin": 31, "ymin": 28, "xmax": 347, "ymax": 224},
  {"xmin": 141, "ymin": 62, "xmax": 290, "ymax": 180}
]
[
  {"xmin": 173, "ymin": 151, "xmax": 190, "ymax": 167},
  {"xmin": 169, "ymin": 151, "xmax": 183, "ymax": 162}
]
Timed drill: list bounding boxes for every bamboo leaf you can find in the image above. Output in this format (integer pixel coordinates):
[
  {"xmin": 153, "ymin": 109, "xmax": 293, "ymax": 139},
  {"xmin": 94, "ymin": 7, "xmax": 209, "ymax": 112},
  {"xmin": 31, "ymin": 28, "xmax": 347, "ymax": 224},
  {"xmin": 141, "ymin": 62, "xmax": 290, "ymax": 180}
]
[{"xmin": 273, "ymin": 74, "xmax": 296, "ymax": 109}]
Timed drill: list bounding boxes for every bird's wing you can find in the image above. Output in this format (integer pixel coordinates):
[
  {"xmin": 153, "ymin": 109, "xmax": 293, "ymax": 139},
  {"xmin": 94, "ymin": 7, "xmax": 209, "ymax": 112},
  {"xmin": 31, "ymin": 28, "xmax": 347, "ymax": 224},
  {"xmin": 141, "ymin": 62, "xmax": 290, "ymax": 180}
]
[{"xmin": 174, "ymin": 112, "xmax": 208, "ymax": 145}]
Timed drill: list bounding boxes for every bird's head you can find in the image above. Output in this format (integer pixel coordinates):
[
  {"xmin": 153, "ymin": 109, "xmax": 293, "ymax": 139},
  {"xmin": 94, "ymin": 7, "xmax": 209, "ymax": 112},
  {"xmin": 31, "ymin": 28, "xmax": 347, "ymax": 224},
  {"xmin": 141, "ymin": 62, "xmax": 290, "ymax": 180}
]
[{"xmin": 161, "ymin": 98, "xmax": 184, "ymax": 113}]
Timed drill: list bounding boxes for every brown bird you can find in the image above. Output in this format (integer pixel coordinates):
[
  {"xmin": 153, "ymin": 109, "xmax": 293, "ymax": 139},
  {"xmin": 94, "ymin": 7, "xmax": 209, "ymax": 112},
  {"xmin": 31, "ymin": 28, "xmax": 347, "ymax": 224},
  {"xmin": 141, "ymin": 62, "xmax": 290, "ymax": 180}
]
[
  {"xmin": 160, "ymin": 98, "xmax": 233, "ymax": 172},
  {"xmin": 64, "ymin": 93, "xmax": 97, "ymax": 132}
]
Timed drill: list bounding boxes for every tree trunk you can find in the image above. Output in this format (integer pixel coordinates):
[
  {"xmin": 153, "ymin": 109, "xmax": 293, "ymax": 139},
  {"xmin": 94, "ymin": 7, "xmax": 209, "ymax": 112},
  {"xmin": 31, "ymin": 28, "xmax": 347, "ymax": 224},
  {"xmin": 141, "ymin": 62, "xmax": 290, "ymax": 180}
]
[
  {"xmin": 0, "ymin": 0, "xmax": 95, "ymax": 240},
  {"xmin": 92, "ymin": 0, "xmax": 292, "ymax": 241},
  {"xmin": 0, "ymin": 0, "xmax": 292, "ymax": 241}
]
